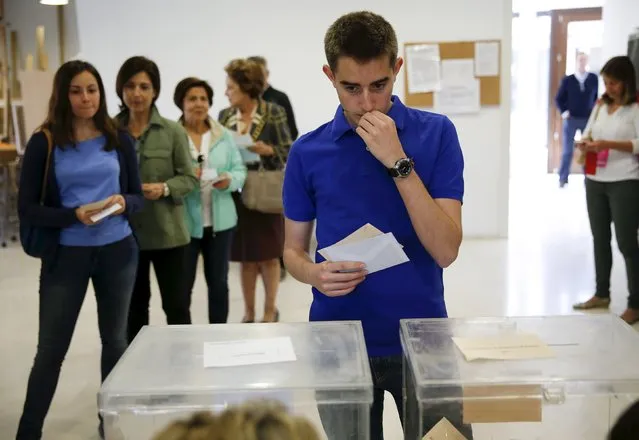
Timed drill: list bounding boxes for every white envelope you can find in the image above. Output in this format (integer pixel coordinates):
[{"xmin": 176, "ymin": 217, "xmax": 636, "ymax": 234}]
[
  {"xmin": 239, "ymin": 148, "xmax": 260, "ymax": 163},
  {"xmin": 323, "ymin": 223, "xmax": 404, "ymax": 255},
  {"xmin": 90, "ymin": 203, "xmax": 122, "ymax": 223},
  {"xmin": 232, "ymin": 132, "xmax": 254, "ymax": 148},
  {"xmin": 319, "ymin": 232, "xmax": 409, "ymax": 274},
  {"xmin": 201, "ymin": 168, "xmax": 219, "ymax": 182}
]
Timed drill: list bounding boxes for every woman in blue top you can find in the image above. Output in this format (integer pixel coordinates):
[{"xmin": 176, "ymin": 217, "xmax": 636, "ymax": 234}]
[
  {"xmin": 16, "ymin": 61, "xmax": 143, "ymax": 440},
  {"xmin": 174, "ymin": 77, "xmax": 247, "ymax": 323}
]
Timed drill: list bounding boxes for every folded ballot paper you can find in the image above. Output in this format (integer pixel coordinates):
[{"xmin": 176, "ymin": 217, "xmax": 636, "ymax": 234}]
[
  {"xmin": 318, "ymin": 224, "xmax": 409, "ymax": 274},
  {"xmin": 421, "ymin": 417, "xmax": 468, "ymax": 440}
]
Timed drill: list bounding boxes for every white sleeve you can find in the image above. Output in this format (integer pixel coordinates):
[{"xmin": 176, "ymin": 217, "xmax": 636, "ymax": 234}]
[{"xmin": 631, "ymin": 104, "xmax": 639, "ymax": 154}]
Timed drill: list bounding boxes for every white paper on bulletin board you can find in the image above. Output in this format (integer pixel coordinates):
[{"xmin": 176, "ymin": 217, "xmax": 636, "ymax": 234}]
[
  {"xmin": 474, "ymin": 42, "xmax": 500, "ymax": 77},
  {"xmin": 441, "ymin": 59, "xmax": 475, "ymax": 85},
  {"xmin": 405, "ymin": 44, "xmax": 441, "ymax": 94},
  {"xmin": 434, "ymin": 79, "xmax": 480, "ymax": 114}
]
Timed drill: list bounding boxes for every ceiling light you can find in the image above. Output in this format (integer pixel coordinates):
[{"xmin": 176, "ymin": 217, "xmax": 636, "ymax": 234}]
[{"xmin": 40, "ymin": 0, "xmax": 69, "ymax": 5}]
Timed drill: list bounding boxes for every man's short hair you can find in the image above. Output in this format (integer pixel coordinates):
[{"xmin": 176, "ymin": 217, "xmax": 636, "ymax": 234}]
[{"xmin": 324, "ymin": 11, "xmax": 398, "ymax": 72}]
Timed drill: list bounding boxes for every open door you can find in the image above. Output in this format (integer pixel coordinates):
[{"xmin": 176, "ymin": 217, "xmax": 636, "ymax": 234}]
[{"xmin": 547, "ymin": 7, "xmax": 603, "ymax": 174}]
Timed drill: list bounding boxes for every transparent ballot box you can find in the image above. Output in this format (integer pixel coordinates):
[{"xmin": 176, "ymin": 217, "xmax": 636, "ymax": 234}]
[
  {"xmin": 99, "ymin": 322, "xmax": 373, "ymax": 440},
  {"xmin": 400, "ymin": 315, "xmax": 639, "ymax": 440}
]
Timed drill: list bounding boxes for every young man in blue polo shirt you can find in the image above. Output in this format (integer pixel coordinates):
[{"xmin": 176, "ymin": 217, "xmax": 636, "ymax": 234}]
[{"xmin": 283, "ymin": 10, "xmax": 471, "ymax": 440}]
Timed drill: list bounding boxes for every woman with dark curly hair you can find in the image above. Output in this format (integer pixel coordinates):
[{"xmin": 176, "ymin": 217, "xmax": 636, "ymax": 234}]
[{"xmin": 218, "ymin": 58, "xmax": 292, "ymax": 323}]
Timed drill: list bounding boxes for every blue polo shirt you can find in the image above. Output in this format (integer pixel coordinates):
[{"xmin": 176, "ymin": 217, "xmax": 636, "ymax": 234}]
[{"xmin": 283, "ymin": 96, "xmax": 464, "ymax": 357}]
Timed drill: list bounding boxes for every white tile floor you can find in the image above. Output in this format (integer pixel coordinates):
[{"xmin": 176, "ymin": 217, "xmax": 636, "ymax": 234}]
[{"xmin": 1, "ymin": 173, "xmax": 637, "ymax": 440}]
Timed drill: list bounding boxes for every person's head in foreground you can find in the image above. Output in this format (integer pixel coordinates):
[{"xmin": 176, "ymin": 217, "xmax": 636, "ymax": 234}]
[
  {"xmin": 608, "ymin": 399, "xmax": 639, "ymax": 440},
  {"xmin": 322, "ymin": 10, "xmax": 402, "ymax": 126},
  {"xmin": 152, "ymin": 400, "xmax": 321, "ymax": 440}
]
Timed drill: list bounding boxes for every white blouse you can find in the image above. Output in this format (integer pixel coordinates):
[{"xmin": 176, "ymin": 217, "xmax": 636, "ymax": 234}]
[
  {"xmin": 584, "ymin": 102, "xmax": 639, "ymax": 182},
  {"xmin": 188, "ymin": 131, "xmax": 213, "ymax": 227}
]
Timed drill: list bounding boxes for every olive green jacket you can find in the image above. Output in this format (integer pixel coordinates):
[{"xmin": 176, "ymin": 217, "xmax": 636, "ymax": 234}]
[{"xmin": 115, "ymin": 106, "xmax": 197, "ymax": 250}]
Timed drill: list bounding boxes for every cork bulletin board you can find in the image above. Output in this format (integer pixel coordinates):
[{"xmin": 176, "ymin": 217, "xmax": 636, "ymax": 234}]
[{"xmin": 403, "ymin": 40, "xmax": 502, "ymax": 108}]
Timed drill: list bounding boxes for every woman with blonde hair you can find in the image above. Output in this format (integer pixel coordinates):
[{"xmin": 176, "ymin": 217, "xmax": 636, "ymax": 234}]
[
  {"xmin": 152, "ymin": 400, "xmax": 321, "ymax": 440},
  {"xmin": 218, "ymin": 58, "xmax": 292, "ymax": 323}
]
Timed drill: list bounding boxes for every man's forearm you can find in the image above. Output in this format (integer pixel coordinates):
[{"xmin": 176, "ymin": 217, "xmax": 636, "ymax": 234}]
[
  {"xmin": 283, "ymin": 248, "xmax": 316, "ymax": 284},
  {"xmin": 395, "ymin": 173, "xmax": 462, "ymax": 268}
]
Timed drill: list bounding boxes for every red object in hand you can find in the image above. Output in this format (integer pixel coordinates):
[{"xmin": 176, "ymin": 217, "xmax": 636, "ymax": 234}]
[{"xmin": 584, "ymin": 151, "xmax": 597, "ymax": 175}]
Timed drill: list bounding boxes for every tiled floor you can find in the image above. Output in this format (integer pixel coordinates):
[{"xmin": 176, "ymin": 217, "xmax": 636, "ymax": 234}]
[{"xmin": 1, "ymin": 173, "xmax": 637, "ymax": 439}]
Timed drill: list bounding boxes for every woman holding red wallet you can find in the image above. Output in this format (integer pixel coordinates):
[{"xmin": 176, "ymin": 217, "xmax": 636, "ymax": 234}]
[{"xmin": 573, "ymin": 56, "xmax": 639, "ymax": 325}]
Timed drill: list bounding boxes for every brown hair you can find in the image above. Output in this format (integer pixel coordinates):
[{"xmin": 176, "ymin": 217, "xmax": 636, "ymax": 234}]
[
  {"xmin": 224, "ymin": 58, "xmax": 264, "ymax": 99},
  {"xmin": 600, "ymin": 56, "xmax": 637, "ymax": 106},
  {"xmin": 173, "ymin": 77, "xmax": 214, "ymax": 113},
  {"xmin": 247, "ymin": 56, "xmax": 267, "ymax": 68},
  {"xmin": 116, "ymin": 56, "xmax": 161, "ymax": 110},
  {"xmin": 324, "ymin": 11, "xmax": 398, "ymax": 72},
  {"xmin": 41, "ymin": 60, "xmax": 119, "ymax": 150},
  {"xmin": 152, "ymin": 400, "xmax": 321, "ymax": 440}
]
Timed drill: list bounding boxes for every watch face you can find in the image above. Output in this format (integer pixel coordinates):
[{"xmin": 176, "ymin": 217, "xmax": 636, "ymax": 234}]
[{"xmin": 398, "ymin": 159, "xmax": 413, "ymax": 176}]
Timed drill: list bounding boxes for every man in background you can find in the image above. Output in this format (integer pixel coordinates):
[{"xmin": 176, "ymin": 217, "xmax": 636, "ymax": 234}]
[
  {"xmin": 248, "ymin": 56, "xmax": 299, "ymax": 280},
  {"xmin": 248, "ymin": 56, "xmax": 299, "ymax": 140},
  {"xmin": 555, "ymin": 51, "xmax": 599, "ymax": 187}
]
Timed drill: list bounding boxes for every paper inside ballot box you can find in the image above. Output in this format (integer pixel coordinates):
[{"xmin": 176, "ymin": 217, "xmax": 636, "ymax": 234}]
[
  {"xmin": 462, "ymin": 384, "xmax": 542, "ymax": 424},
  {"xmin": 421, "ymin": 417, "xmax": 468, "ymax": 440}
]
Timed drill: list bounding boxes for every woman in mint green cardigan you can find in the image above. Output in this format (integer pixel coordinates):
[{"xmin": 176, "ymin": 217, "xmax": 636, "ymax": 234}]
[{"xmin": 174, "ymin": 77, "xmax": 247, "ymax": 323}]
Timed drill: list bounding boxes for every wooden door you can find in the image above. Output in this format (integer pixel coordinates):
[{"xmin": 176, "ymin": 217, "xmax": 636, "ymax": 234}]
[{"xmin": 547, "ymin": 7, "xmax": 602, "ymax": 173}]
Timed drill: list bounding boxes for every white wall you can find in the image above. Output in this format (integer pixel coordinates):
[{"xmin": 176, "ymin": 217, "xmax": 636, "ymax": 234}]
[
  {"xmin": 74, "ymin": 0, "xmax": 512, "ymax": 238},
  {"xmin": 602, "ymin": 0, "xmax": 639, "ymax": 61},
  {"xmin": 4, "ymin": 1, "xmax": 80, "ymax": 72}
]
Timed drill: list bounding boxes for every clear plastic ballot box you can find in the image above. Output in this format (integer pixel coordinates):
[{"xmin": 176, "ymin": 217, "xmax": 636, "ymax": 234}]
[
  {"xmin": 400, "ymin": 315, "xmax": 639, "ymax": 440},
  {"xmin": 99, "ymin": 322, "xmax": 373, "ymax": 440}
]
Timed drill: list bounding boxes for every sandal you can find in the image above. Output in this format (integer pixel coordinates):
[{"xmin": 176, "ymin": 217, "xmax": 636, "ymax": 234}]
[
  {"xmin": 573, "ymin": 296, "xmax": 611, "ymax": 310},
  {"xmin": 261, "ymin": 309, "xmax": 280, "ymax": 323}
]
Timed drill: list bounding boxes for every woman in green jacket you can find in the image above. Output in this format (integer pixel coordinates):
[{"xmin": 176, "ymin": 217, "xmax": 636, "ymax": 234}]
[
  {"xmin": 174, "ymin": 77, "xmax": 247, "ymax": 323},
  {"xmin": 115, "ymin": 56, "xmax": 197, "ymax": 342}
]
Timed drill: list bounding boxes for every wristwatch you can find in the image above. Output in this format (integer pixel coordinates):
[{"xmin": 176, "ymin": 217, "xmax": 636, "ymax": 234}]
[
  {"xmin": 387, "ymin": 157, "xmax": 415, "ymax": 178},
  {"xmin": 163, "ymin": 183, "xmax": 170, "ymax": 197}
]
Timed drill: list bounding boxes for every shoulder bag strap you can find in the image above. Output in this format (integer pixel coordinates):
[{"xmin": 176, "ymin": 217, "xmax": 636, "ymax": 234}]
[{"xmin": 39, "ymin": 129, "xmax": 53, "ymax": 205}]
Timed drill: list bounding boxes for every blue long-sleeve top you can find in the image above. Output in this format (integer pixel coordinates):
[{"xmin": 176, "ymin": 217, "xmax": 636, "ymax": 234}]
[{"xmin": 18, "ymin": 130, "xmax": 144, "ymax": 258}]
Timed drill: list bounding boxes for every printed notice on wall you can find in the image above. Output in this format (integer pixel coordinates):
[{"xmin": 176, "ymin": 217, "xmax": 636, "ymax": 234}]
[
  {"xmin": 441, "ymin": 59, "xmax": 475, "ymax": 85},
  {"xmin": 474, "ymin": 42, "xmax": 500, "ymax": 77},
  {"xmin": 434, "ymin": 79, "xmax": 480, "ymax": 114},
  {"xmin": 406, "ymin": 44, "xmax": 441, "ymax": 94}
]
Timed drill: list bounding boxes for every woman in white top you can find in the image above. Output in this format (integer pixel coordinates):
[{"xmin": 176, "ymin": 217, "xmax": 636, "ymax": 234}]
[
  {"xmin": 573, "ymin": 56, "xmax": 639, "ymax": 325},
  {"xmin": 175, "ymin": 77, "xmax": 247, "ymax": 323}
]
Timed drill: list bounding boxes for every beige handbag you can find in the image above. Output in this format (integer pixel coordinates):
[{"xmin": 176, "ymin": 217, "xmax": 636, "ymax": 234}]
[{"xmin": 241, "ymin": 145, "xmax": 285, "ymax": 214}]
